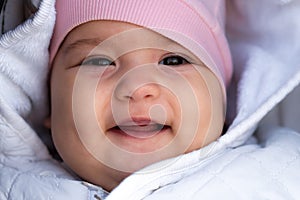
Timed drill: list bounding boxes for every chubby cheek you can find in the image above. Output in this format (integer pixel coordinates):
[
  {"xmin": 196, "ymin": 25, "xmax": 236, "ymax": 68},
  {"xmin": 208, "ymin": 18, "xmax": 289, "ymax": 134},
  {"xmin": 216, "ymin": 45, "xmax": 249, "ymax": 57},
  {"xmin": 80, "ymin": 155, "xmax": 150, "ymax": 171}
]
[
  {"xmin": 184, "ymin": 67, "xmax": 225, "ymax": 152},
  {"xmin": 94, "ymin": 82, "xmax": 114, "ymax": 132},
  {"xmin": 50, "ymin": 67, "xmax": 77, "ymax": 155},
  {"xmin": 184, "ymin": 85, "xmax": 211, "ymax": 152},
  {"xmin": 51, "ymin": 70, "xmax": 74, "ymax": 129}
]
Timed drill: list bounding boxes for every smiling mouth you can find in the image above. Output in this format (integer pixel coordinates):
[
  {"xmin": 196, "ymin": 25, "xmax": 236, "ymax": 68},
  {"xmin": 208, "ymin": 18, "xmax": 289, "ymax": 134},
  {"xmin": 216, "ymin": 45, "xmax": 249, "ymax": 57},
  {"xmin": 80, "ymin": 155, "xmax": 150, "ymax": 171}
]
[{"xmin": 108, "ymin": 123, "xmax": 170, "ymax": 139}]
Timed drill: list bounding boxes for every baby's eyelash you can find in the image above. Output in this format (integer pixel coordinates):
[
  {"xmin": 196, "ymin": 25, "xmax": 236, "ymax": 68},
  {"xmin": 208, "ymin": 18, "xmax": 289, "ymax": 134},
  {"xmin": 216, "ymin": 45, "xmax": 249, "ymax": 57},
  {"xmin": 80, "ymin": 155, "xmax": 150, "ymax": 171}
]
[
  {"xmin": 81, "ymin": 56, "xmax": 115, "ymax": 66},
  {"xmin": 159, "ymin": 55, "xmax": 190, "ymax": 66}
]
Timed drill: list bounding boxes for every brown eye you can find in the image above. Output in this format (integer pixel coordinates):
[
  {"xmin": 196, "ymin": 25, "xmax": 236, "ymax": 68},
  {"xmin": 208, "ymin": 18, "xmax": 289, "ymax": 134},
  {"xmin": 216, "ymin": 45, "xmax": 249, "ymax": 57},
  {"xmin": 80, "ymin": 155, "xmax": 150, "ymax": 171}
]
[
  {"xmin": 81, "ymin": 57, "xmax": 115, "ymax": 67},
  {"xmin": 159, "ymin": 55, "xmax": 190, "ymax": 66}
]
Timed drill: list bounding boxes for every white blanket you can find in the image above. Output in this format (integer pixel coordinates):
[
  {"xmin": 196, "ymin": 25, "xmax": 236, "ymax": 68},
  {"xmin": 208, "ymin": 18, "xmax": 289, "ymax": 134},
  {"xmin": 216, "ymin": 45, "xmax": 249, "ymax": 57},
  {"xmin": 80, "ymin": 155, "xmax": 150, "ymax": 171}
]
[{"xmin": 0, "ymin": 0, "xmax": 300, "ymax": 199}]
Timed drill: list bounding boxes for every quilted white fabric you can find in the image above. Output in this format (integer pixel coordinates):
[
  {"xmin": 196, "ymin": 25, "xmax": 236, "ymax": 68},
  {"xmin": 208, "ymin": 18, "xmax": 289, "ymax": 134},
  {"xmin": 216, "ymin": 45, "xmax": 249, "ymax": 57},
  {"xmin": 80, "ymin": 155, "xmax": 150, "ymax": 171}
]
[{"xmin": 0, "ymin": 0, "xmax": 300, "ymax": 199}]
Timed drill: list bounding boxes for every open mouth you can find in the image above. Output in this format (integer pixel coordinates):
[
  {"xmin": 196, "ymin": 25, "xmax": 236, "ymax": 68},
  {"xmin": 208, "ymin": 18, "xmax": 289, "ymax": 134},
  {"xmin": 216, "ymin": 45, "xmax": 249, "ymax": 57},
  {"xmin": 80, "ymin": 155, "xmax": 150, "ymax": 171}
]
[{"xmin": 108, "ymin": 123, "xmax": 171, "ymax": 139}]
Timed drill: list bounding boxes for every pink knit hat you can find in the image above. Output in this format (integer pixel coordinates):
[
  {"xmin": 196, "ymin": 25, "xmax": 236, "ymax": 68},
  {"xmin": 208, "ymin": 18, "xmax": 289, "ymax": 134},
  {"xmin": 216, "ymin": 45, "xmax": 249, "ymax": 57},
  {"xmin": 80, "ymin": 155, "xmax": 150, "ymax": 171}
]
[{"xmin": 50, "ymin": 0, "xmax": 232, "ymax": 87}]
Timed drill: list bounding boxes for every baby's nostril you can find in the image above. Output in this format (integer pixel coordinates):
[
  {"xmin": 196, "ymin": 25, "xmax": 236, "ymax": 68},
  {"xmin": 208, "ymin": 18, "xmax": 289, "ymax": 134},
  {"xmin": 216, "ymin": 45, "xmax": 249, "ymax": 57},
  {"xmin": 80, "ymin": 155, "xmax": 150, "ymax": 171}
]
[{"xmin": 124, "ymin": 95, "xmax": 132, "ymax": 100}]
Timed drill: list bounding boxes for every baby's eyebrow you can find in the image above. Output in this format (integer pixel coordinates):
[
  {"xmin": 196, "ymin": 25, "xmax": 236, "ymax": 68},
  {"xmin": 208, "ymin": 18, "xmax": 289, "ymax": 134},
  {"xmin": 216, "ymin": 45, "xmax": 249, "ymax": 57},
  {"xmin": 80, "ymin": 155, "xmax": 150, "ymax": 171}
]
[{"xmin": 63, "ymin": 38, "xmax": 103, "ymax": 54}]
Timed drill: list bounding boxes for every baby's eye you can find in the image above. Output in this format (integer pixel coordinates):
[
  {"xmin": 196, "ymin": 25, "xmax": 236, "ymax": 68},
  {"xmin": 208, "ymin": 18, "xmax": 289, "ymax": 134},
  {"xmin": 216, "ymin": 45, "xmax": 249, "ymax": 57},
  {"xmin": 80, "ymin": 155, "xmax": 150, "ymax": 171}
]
[
  {"xmin": 159, "ymin": 55, "xmax": 190, "ymax": 66},
  {"xmin": 81, "ymin": 56, "xmax": 115, "ymax": 67}
]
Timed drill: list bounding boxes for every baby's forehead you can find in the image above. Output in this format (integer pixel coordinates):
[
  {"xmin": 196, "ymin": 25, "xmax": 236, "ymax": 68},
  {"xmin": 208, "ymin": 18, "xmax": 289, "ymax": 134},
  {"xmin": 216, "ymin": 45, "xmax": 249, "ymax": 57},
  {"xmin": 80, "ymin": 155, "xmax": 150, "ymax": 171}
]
[{"xmin": 61, "ymin": 21, "xmax": 198, "ymax": 60}]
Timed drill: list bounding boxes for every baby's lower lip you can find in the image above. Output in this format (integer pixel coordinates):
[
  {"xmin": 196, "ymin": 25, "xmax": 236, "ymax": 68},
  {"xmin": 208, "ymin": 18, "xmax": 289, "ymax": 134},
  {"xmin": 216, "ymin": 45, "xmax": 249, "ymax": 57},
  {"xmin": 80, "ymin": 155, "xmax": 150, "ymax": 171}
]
[{"xmin": 109, "ymin": 124, "xmax": 169, "ymax": 139}]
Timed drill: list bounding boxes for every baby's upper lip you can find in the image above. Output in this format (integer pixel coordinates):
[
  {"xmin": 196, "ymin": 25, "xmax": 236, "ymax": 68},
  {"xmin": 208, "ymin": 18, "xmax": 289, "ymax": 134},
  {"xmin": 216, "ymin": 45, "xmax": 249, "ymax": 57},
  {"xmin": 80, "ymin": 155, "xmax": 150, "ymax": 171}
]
[
  {"xmin": 108, "ymin": 117, "xmax": 169, "ymax": 129},
  {"xmin": 107, "ymin": 117, "xmax": 172, "ymax": 138},
  {"xmin": 119, "ymin": 118, "xmax": 154, "ymax": 126}
]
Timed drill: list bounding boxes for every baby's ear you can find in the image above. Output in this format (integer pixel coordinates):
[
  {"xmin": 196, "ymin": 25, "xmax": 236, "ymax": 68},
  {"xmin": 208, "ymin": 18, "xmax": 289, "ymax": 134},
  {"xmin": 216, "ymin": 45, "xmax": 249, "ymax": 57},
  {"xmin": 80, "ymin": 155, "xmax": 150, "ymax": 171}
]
[{"xmin": 44, "ymin": 116, "xmax": 51, "ymax": 129}]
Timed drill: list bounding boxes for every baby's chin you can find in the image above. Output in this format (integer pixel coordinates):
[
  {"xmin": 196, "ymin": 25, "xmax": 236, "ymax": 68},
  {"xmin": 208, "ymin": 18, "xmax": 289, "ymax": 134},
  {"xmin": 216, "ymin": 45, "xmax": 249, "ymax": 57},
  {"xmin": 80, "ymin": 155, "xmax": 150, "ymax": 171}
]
[{"xmin": 97, "ymin": 128, "xmax": 177, "ymax": 173}]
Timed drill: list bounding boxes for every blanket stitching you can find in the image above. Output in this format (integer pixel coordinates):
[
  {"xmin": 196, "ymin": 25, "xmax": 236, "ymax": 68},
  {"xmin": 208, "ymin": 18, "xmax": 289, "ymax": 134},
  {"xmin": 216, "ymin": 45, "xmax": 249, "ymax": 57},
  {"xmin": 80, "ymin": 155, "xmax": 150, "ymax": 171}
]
[
  {"xmin": 187, "ymin": 147, "xmax": 258, "ymax": 199},
  {"xmin": 0, "ymin": 114, "xmax": 34, "ymax": 158},
  {"xmin": 6, "ymin": 171, "xmax": 23, "ymax": 200},
  {"xmin": 244, "ymin": 152, "xmax": 296, "ymax": 200}
]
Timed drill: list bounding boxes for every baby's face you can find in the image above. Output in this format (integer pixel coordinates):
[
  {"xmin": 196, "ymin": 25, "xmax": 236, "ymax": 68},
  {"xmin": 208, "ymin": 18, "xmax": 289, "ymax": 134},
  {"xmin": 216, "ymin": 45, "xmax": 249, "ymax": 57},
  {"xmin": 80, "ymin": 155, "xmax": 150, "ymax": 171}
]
[{"xmin": 50, "ymin": 21, "xmax": 224, "ymax": 190}]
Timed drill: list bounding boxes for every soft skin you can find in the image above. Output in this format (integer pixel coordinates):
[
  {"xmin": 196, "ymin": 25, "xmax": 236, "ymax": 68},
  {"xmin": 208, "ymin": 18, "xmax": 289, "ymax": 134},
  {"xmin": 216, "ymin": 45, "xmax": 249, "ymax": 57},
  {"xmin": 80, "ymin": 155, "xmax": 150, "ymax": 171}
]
[{"xmin": 49, "ymin": 21, "xmax": 224, "ymax": 191}]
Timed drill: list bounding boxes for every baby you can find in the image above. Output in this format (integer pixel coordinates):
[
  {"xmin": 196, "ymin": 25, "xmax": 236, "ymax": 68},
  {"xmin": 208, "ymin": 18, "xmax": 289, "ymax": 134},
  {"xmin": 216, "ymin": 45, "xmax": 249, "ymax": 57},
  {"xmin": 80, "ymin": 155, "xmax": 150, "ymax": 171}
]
[{"xmin": 48, "ymin": 0, "xmax": 232, "ymax": 192}]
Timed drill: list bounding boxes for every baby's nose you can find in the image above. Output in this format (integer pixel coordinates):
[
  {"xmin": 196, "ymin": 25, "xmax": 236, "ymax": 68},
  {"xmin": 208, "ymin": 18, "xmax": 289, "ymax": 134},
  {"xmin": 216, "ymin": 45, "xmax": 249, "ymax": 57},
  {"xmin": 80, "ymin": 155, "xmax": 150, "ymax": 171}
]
[
  {"xmin": 113, "ymin": 64, "xmax": 161, "ymax": 102},
  {"xmin": 126, "ymin": 83, "xmax": 160, "ymax": 102}
]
